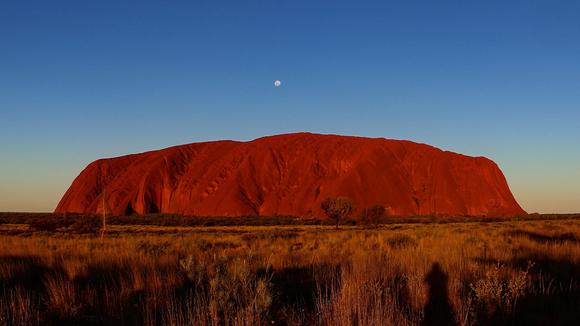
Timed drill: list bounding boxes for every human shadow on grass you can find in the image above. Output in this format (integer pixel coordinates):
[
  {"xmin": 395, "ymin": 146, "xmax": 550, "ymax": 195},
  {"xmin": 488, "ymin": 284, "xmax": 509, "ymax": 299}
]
[{"xmin": 421, "ymin": 262, "xmax": 457, "ymax": 326}]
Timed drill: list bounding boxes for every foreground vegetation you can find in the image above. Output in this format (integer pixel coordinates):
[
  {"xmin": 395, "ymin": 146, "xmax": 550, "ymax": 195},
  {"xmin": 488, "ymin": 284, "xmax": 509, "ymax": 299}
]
[{"xmin": 1, "ymin": 215, "xmax": 580, "ymax": 325}]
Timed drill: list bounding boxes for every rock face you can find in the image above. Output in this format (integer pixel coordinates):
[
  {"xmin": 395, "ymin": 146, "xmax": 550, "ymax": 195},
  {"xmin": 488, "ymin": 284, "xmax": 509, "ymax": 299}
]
[{"xmin": 55, "ymin": 133, "xmax": 526, "ymax": 218}]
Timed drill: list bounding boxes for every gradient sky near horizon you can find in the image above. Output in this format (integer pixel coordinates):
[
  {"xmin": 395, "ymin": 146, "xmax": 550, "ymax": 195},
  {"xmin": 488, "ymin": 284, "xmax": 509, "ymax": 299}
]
[{"xmin": 1, "ymin": 1, "xmax": 579, "ymax": 213}]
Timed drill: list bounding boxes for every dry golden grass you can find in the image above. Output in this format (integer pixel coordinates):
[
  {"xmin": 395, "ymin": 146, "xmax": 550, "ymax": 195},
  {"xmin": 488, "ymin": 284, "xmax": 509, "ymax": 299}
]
[{"xmin": 1, "ymin": 219, "xmax": 580, "ymax": 325}]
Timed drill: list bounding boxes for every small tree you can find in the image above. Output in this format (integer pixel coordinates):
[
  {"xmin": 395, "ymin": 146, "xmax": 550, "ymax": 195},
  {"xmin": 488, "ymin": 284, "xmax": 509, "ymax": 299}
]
[
  {"xmin": 321, "ymin": 197, "xmax": 354, "ymax": 229},
  {"xmin": 360, "ymin": 204, "xmax": 386, "ymax": 227}
]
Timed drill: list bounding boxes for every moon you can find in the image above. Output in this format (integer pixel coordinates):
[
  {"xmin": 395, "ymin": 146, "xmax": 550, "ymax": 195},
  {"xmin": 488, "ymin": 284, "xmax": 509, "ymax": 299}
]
[{"xmin": 274, "ymin": 80, "xmax": 281, "ymax": 87}]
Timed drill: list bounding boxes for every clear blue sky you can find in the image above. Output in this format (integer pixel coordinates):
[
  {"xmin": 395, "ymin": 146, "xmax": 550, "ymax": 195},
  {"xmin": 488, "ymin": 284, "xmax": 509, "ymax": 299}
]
[{"xmin": 1, "ymin": 0, "xmax": 579, "ymax": 213}]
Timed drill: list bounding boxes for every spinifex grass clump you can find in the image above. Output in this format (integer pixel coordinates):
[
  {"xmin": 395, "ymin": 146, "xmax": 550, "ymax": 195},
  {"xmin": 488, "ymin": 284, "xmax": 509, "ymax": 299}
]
[{"xmin": 178, "ymin": 253, "xmax": 272, "ymax": 325}]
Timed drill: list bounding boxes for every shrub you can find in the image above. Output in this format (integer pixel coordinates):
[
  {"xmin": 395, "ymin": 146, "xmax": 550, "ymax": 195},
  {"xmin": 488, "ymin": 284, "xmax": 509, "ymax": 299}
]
[
  {"xmin": 321, "ymin": 197, "xmax": 354, "ymax": 229},
  {"xmin": 178, "ymin": 253, "xmax": 272, "ymax": 323},
  {"xmin": 28, "ymin": 219, "xmax": 62, "ymax": 232},
  {"xmin": 360, "ymin": 205, "xmax": 386, "ymax": 227},
  {"xmin": 470, "ymin": 261, "xmax": 533, "ymax": 319},
  {"xmin": 67, "ymin": 218, "xmax": 102, "ymax": 234}
]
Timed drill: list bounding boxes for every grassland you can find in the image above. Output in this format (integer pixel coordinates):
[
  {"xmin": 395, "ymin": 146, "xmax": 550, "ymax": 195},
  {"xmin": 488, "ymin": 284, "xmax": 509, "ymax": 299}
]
[{"xmin": 1, "ymin": 215, "xmax": 580, "ymax": 325}]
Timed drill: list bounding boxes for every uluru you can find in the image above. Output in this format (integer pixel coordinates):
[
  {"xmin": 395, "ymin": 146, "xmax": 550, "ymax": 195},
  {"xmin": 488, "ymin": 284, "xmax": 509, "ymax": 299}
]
[{"xmin": 55, "ymin": 133, "xmax": 526, "ymax": 218}]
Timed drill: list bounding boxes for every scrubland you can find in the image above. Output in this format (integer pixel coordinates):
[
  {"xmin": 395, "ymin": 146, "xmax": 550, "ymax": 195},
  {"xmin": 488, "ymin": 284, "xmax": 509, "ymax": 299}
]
[{"xmin": 1, "ymin": 216, "xmax": 580, "ymax": 325}]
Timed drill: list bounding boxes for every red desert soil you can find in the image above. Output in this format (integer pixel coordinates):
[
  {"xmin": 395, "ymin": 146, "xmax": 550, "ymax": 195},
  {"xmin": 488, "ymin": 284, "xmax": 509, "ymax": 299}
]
[{"xmin": 55, "ymin": 133, "xmax": 526, "ymax": 218}]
